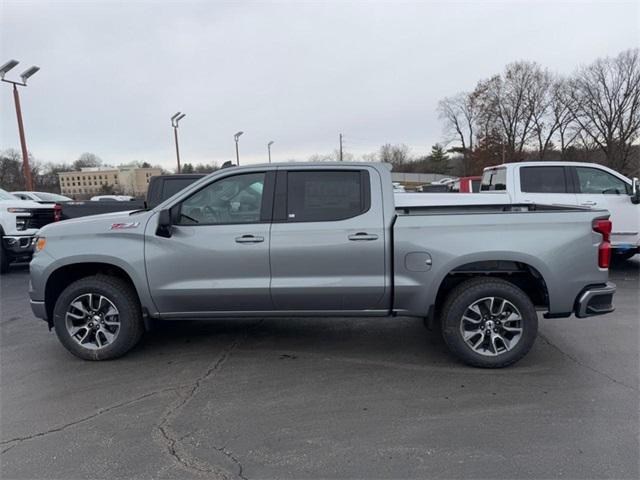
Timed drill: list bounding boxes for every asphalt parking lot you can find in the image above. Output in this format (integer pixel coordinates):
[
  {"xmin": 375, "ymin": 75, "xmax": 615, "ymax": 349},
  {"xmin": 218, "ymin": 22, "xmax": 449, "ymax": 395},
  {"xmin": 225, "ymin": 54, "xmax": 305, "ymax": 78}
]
[{"xmin": 1, "ymin": 259, "xmax": 638, "ymax": 480}]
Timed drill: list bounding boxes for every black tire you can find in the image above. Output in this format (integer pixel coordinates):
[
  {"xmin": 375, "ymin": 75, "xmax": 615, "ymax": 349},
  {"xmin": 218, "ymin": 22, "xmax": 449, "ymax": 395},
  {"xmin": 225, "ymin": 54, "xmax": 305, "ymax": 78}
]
[
  {"xmin": 53, "ymin": 275, "xmax": 143, "ymax": 360},
  {"xmin": 0, "ymin": 239, "xmax": 10, "ymax": 275},
  {"xmin": 440, "ymin": 277, "xmax": 538, "ymax": 368}
]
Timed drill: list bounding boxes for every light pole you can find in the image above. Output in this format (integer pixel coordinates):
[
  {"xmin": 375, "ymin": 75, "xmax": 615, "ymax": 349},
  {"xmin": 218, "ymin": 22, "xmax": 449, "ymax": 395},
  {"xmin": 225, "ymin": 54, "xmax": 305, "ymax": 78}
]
[
  {"xmin": 1, "ymin": 59, "xmax": 40, "ymax": 191},
  {"xmin": 234, "ymin": 131, "xmax": 243, "ymax": 165},
  {"xmin": 267, "ymin": 141, "xmax": 274, "ymax": 163},
  {"xmin": 170, "ymin": 112, "xmax": 186, "ymax": 173}
]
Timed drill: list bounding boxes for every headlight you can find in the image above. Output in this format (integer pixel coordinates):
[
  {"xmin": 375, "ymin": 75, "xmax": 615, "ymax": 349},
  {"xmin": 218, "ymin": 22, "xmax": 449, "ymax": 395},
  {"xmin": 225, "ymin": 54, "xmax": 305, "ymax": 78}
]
[
  {"xmin": 35, "ymin": 237, "xmax": 46, "ymax": 252},
  {"xmin": 7, "ymin": 208, "xmax": 32, "ymax": 214},
  {"xmin": 16, "ymin": 217, "xmax": 28, "ymax": 231}
]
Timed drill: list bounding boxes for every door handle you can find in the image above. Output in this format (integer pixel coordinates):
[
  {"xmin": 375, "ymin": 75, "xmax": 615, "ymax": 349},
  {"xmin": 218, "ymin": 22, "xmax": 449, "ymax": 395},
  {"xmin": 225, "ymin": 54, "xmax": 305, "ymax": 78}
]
[
  {"xmin": 348, "ymin": 232, "xmax": 379, "ymax": 241},
  {"xmin": 235, "ymin": 235, "xmax": 264, "ymax": 243},
  {"xmin": 581, "ymin": 201, "xmax": 597, "ymax": 206}
]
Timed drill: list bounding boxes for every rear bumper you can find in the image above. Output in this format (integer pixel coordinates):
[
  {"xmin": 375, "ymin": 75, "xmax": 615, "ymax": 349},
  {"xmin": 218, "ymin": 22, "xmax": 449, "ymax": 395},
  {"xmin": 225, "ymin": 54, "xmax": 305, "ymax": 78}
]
[
  {"xmin": 2, "ymin": 235, "xmax": 35, "ymax": 254},
  {"xmin": 575, "ymin": 282, "xmax": 616, "ymax": 318}
]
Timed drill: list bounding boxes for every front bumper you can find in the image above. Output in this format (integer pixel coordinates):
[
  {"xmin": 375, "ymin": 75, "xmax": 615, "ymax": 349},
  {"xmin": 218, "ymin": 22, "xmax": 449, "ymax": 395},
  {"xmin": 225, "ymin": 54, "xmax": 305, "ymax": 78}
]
[
  {"xmin": 30, "ymin": 300, "xmax": 47, "ymax": 321},
  {"xmin": 575, "ymin": 282, "xmax": 616, "ymax": 318},
  {"xmin": 2, "ymin": 235, "xmax": 35, "ymax": 254}
]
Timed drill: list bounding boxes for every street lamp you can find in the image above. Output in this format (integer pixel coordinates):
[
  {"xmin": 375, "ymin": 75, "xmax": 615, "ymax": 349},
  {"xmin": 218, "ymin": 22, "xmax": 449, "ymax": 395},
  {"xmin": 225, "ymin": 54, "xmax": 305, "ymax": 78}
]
[
  {"xmin": 1, "ymin": 59, "xmax": 40, "ymax": 191},
  {"xmin": 267, "ymin": 141, "xmax": 274, "ymax": 163},
  {"xmin": 234, "ymin": 131, "xmax": 244, "ymax": 165},
  {"xmin": 171, "ymin": 112, "xmax": 186, "ymax": 173}
]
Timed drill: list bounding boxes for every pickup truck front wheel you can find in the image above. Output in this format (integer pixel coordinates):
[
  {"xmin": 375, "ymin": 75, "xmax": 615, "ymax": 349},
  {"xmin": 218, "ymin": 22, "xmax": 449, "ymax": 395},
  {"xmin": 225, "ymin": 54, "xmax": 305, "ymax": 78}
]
[
  {"xmin": 441, "ymin": 278, "xmax": 538, "ymax": 368},
  {"xmin": 53, "ymin": 275, "xmax": 143, "ymax": 360},
  {"xmin": 0, "ymin": 241, "xmax": 9, "ymax": 274}
]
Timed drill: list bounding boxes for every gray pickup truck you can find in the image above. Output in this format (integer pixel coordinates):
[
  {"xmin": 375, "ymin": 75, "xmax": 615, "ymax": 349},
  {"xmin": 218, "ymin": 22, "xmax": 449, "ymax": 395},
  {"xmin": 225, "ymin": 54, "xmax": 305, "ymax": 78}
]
[{"xmin": 29, "ymin": 163, "xmax": 616, "ymax": 367}]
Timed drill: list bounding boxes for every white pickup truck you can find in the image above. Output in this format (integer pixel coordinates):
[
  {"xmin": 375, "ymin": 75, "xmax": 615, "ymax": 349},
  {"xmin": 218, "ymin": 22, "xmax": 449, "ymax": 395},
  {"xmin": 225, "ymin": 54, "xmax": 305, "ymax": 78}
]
[
  {"xmin": 0, "ymin": 188, "xmax": 57, "ymax": 274},
  {"xmin": 398, "ymin": 162, "xmax": 640, "ymax": 261}
]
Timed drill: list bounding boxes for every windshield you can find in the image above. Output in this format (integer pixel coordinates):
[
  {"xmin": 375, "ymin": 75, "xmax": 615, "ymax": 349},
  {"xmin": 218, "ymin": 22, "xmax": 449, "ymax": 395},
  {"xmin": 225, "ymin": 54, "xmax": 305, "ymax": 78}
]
[
  {"xmin": 0, "ymin": 188, "xmax": 15, "ymax": 200},
  {"xmin": 34, "ymin": 192, "xmax": 72, "ymax": 202}
]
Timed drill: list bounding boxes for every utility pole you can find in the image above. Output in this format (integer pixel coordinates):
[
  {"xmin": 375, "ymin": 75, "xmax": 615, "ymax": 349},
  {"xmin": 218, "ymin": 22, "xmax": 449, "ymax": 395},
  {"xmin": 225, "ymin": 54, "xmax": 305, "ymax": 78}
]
[
  {"xmin": 268, "ymin": 141, "xmax": 274, "ymax": 163},
  {"xmin": 339, "ymin": 133, "xmax": 343, "ymax": 161},
  {"xmin": 234, "ymin": 131, "xmax": 244, "ymax": 165},
  {"xmin": 170, "ymin": 112, "xmax": 186, "ymax": 173},
  {"xmin": 1, "ymin": 60, "xmax": 39, "ymax": 191}
]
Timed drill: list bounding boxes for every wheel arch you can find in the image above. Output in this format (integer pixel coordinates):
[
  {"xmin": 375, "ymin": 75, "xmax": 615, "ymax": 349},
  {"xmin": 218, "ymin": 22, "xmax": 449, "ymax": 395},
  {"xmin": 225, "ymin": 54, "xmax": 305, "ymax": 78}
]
[
  {"xmin": 44, "ymin": 262, "xmax": 144, "ymax": 328},
  {"xmin": 432, "ymin": 259, "xmax": 550, "ymax": 319}
]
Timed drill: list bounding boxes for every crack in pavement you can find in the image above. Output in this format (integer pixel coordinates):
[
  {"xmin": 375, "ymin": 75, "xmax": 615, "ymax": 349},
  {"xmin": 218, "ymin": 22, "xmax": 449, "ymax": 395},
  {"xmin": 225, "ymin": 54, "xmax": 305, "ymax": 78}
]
[
  {"xmin": 213, "ymin": 444, "xmax": 248, "ymax": 480},
  {"xmin": 152, "ymin": 340, "xmax": 241, "ymax": 479},
  {"xmin": 153, "ymin": 321, "xmax": 263, "ymax": 480},
  {"xmin": 0, "ymin": 384, "xmax": 187, "ymax": 454},
  {"xmin": 538, "ymin": 333, "xmax": 638, "ymax": 392}
]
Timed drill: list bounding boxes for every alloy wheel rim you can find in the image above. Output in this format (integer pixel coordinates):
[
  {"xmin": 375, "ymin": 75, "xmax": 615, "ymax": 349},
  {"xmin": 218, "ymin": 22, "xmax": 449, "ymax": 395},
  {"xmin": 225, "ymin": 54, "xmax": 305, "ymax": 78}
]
[
  {"xmin": 459, "ymin": 296, "xmax": 523, "ymax": 357},
  {"xmin": 65, "ymin": 293, "xmax": 120, "ymax": 350}
]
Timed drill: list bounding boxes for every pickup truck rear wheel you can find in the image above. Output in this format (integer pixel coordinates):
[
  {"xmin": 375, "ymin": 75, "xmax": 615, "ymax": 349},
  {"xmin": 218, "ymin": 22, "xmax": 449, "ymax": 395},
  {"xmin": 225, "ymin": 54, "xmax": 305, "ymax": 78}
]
[
  {"xmin": 53, "ymin": 275, "xmax": 143, "ymax": 360},
  {"xmin": 441, "ymin": 278, "xmax": 538, "ymax": 368}
]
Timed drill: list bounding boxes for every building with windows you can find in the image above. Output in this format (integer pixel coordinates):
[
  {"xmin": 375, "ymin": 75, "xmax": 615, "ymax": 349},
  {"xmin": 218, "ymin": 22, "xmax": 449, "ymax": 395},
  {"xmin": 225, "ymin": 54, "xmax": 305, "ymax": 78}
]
[{"xmin": 59, "ymin": 167, "xmax": 162, "ymax": 198}]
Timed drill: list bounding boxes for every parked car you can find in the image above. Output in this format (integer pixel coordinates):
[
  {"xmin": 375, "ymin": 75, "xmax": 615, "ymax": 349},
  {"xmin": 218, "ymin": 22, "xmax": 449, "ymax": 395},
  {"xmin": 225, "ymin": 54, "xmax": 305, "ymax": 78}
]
[
  {"xmin": 12, "ymin": 191, "xmax": 73, "ymax": 203},
  {"xmin": 30, "ymin": 163, "xmax": 616, "ymax": 367},
  {"xmin": 0, "ymin": 188, "xmax": 57, "ymax": 274},
  {"xmin": 90, "ymin": 195, "xmax": 135, "ymax": 201},
  {"xmin": 416, "ymin": 184, "xmax": 451, "ymax": 193},
  {"xmin": 479, "ymin": 162, "xmax": 639, "ymax": 260}
]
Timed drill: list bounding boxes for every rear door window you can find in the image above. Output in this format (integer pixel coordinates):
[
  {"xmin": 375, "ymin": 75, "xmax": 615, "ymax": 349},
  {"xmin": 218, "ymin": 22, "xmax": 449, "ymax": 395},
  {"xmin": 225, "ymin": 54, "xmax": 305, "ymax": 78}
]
[
  {"xmin": 285, "ymin": 170, "xmax": 369, "ymax": 222},
  {"xmin": 480, "ymin": 168, "xmax": 507, "ymax": 191},
  {"xmin": 520, "ymin": 166, "xmax": 568, "ymax": 193}
]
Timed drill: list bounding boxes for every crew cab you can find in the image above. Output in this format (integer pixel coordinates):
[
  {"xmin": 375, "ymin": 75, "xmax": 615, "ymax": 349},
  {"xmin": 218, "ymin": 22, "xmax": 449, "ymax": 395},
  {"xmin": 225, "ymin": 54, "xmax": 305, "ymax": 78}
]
[
  {"xmin": 0, "ymin": 188, "xmax": 57, "ymax": 274},
  {"xmin": 29, "ymin": 163, "xmax": 616, "ymax": 367},
  {"xmin": 399, "ymin": 162, "xmax": 639, "ymax": 260},
  {"xmin": 480, "ymin": 162, "xmax": 640, "ymax": 260}
]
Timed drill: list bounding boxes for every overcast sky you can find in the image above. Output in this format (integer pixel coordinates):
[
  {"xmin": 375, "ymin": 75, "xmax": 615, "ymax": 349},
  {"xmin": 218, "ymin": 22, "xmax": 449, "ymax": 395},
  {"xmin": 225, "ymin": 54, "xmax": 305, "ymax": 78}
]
[{"xmin": 1, "ymin": 0, "xmax": 638, "ymax": 170}]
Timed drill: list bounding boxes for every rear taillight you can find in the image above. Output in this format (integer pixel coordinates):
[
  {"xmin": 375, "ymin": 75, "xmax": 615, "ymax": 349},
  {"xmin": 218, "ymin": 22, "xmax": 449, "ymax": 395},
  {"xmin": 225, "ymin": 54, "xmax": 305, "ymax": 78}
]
[
  {"xmin": 593, "ymin": 219, "xmax": 612, "ymax": 268},
  {"xmin": 54, "ymin": 204, "xmax": 62, "ymax": 222}
]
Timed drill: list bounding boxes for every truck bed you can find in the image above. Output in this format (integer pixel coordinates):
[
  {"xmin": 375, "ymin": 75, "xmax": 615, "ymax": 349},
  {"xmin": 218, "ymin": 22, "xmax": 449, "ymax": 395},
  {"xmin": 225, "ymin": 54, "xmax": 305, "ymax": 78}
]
[{"xmin": 392, "ymin": 204, "xmax": 609, "ymax": 317}]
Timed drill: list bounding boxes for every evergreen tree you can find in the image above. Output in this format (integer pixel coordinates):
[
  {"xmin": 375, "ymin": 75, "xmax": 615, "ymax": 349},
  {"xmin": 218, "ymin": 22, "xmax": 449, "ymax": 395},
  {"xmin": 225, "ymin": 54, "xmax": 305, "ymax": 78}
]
[{"xmin": 428, "ymin": 144, "xmax": 450, "ymax": 174}]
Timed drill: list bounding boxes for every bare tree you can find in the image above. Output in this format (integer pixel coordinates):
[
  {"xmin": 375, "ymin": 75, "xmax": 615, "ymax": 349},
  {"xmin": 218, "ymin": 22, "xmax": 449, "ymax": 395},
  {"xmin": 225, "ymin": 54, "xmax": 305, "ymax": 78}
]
[
  {"xmin": 308, "ymin": 153, "xmax": 336, "ymax": 162},
  {"xmin": 567, "ymin": 49, "xmax": 640, "ymax": 173},
  {"xmin": 438, "ymin": 92, "xmax": 477, "ymax": 173},
  {"xmin": 360, "ymin": 152, "xmax": 378, "ymax": 162},
  {"xmin": 474, "ymin": 62, "xmax": 543, "ymax": 161},
  {"xmin": 527, "ymin": 68, "xmax": 562, "ymax": 160},
  {"xmin": 550, "ymin": 80, "xmax": 581, "ymax": 158},
  {"xmin": 379, "ymin": 143, "xmax": 411, "ymax": 169},
  {"xmin": 73, "ymin": 152, "xmax": 102, "ymax": 171},
  {"xmin": 0, "ymin": 149, "xmax": 24, "ymax": 190}
]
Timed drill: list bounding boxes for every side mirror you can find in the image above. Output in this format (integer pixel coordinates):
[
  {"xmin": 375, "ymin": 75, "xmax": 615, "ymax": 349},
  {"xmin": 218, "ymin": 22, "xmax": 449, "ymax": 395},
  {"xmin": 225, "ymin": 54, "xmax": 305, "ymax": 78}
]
[
  {"xmin": 156, "ymin": 209, "xmax": 173, "ymax": 238},
  {"xmin": 632, "ymin": 178, "xmax": 640, "ymax": 205}
]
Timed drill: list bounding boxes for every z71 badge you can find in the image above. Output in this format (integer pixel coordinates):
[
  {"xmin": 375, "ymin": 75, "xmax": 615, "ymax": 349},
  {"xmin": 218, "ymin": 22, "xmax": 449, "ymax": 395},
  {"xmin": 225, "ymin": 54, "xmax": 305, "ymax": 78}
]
[{"xmin": 110, "ymin": 222, "xmax": 140, "ymax": 230}]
